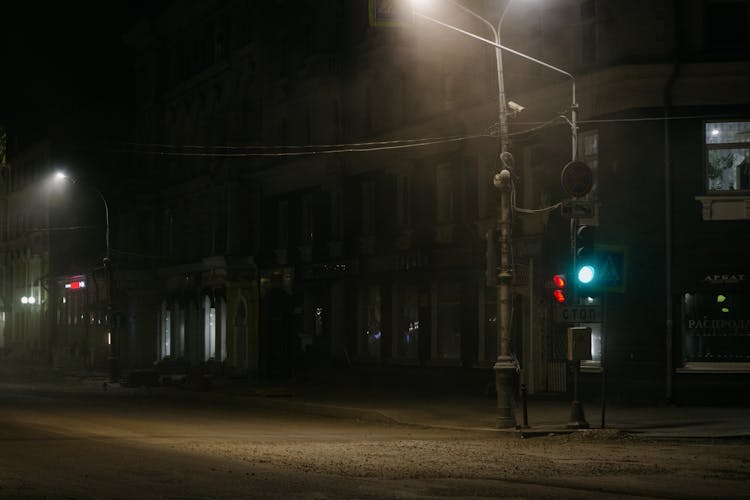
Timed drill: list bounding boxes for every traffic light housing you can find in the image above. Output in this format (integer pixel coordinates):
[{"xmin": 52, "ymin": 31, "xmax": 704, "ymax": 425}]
[
  {"xmin": 575, "ymin": 225, "xmax": 596, "ymax": 286},
  {"xmin": 551, "ymin": 274, "xmax": 568, "ymax": 304}
]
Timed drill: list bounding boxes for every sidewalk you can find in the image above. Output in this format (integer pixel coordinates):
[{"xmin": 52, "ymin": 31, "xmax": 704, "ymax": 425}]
[
  {"xmin": 5, "ymin": 363, "xmax": 750, "ymax": 439},
  {"xmin": 213, "ymin": 379, "xmax": 750, "ymax": 440}
]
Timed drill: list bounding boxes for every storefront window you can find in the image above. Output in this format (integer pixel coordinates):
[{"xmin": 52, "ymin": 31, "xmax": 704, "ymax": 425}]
[
  {"xmin": 160, "ymin": 301, "xmax": 171, "ymax": 359},
  {"xmin": 396, "ymin": 286, "xmax": 419, "ymax": 360},
  {"xmin": 705, "ymin": 122, "xmax": 750, "ymax": 192},
  {"xmin": 484, "ymin": 287, "xmax": 497, "ymax": 362},
  {"xmin": 682, "ymin": 292, "xmax": 750, "ymax": 363},
  {"xmin": 360, "ymin": 286, "xmax": 382, "ymax": 359},
  {"xmin": 437, "ymin": 283, "xmax": 461, "ymax": 360}
]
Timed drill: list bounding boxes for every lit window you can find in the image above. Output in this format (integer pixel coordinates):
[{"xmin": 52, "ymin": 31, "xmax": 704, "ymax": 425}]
[
  {"xmin": 682, "ymin": 292, "xmax": 750, "ymax": 363},
  {"xmin": 396, "ymin": 285, "xmax": 419, "ymax": 360},
  {"xmin": 360, "ymin": 286, "xmax": 381, "ymax": 359},
  {"xmin": 705, "ymin": 122, "xmax": 750, "ymax": 192}
]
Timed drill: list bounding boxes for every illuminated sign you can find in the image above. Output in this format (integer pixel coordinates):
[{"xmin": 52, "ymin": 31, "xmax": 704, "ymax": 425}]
[{"xmin": 65, "ymin": 280, "xmax": 86, "ymax": 290}]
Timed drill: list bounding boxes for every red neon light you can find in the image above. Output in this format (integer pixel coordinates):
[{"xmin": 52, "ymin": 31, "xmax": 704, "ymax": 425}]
[
  {"xmin": 553, "ymin": 289, "xmax": 566, "ymax": 304},
  {"xmin": 553, "ymin": 274, "xmax": 566, "ymax": 288}
]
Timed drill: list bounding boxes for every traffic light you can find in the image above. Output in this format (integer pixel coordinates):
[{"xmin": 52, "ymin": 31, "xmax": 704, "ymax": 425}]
[
  {"xmin": 551, "ymin": 274, "xmax": 568, "ymax": 304},
  {"xmin": 485, "ymin": 228, "xmax": 498, "ymax": 287},
  {"xmin": 575, "ymin": 225, "xmax": 596, "ymax": 286}
]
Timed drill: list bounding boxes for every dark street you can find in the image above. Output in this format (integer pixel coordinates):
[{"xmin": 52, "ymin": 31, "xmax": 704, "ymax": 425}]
[
  {"xmin": 0, "ymin": 376, "xmax": 749, "ymax": 499},
  {"xmin": 2, "ymin": 1, "xmax": 750, "ymax": 497}
]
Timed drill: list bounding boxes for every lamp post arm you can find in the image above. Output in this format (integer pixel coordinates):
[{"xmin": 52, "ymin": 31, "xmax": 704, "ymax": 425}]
[
  {"xmin": 445, "ymin": 0, "xmax": 499, "ymax": 42},
  {"xmin": 414, "ymin": 11, "xmax": 509, "ymax": 153},
  {"xmin": 66, "ymin": 177, "xmax": 110, "ymax": 261},
  {"xmin": 413, "ymin": 10, "xmax": 578, "ymax": 160},
  {"xmin": 92, "ymin": 187, "xmax": 111, "ymax": 261}
]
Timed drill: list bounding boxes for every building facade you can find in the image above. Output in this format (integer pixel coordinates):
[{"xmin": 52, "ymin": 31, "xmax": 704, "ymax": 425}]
[{"xmin": 4, "ymin": 0, "xmax": 749, "ymax": 404}]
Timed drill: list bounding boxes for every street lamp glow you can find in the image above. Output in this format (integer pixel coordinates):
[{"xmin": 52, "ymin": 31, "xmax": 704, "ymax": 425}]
[
  {"xmin": 21, "ymin": 296, "xmax": 28, "ymax": 304},
  {"xmin": 55, "ymin": 171, "xmax": 68, "ymax": 181}
]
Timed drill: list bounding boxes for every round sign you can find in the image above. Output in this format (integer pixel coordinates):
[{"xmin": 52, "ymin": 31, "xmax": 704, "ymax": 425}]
[{"xmin": 560, "ymin": 161, "xmax": 593, "ymax": 198}]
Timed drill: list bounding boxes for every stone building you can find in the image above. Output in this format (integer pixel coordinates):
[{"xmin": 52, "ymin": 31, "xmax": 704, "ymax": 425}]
[{"xmin": 4, "ymin": 0, "xmax": 748, "ymax": 404}]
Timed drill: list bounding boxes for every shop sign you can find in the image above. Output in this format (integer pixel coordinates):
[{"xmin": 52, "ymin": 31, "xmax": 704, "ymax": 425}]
[
  {"xmin": 703, "ymin": 274, "xmax": 746, "ymax": 285},
  {"xmin": 595, "ymin": 245, "xmax": 627, "ymax": 293},
  {"xmin": 64, "ymin": 280, "xmax": 86, "ymax": 290},
  {"xmin": 554, "ymin": 304, "xmax": 602, "ymax": 323},
  {"xmin": 686, "ymin": 318, "xmax": 750, "ymax": 331}
]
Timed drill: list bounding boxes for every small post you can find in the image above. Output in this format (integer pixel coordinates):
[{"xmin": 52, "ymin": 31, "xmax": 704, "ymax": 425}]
[
  {"xmin": 566, "ymin": 327, "xmax": 591, "ymax": 429},
  {"xmin": 521, "ymin": 383, "xmax": 529, "ymax": 428}
]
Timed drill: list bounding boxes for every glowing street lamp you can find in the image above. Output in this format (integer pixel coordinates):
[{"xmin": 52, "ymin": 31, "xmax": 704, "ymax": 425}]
[
  {"xmin": 411, "ymin": 0, "xmax": 580, "ymax": 429},
  {"xmin": 54, "ymin": 170, "xmax": 117, "ymax": 381}
]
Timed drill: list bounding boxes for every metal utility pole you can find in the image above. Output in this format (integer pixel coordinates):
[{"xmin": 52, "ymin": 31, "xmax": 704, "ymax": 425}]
[
  {"xmin": 413, "ymin": 0, "xmax": 579, "ymax": 428},
  {"xmin": 55, "ymin": 172, "xmax": 116, "ymax": 381},
  {"xmin": 414, "ymin": 0, "xmax": 517, "ymax": 428}
]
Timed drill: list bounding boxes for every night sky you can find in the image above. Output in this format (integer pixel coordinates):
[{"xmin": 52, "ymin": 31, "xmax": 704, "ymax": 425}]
[{"xmin": 1, "ymin": 1, "xmax": 166, "ymax": 149}]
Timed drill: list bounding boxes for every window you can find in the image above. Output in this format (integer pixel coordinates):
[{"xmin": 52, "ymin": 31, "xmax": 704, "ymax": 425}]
[
  {"xmin": 396, "ymin": 174, "xmax": 411, "ymax": 229},
  {"xmin": 580, "ymin": 3, "xmax": 597, "ymax": 65},
  {"xmin": 277, "ymin": 200, "xmax": 289, "ymax": 248},
  {"xmin": 174, "ymin": 304, "xmax": 185, "ymax": 358},
  {"xmin": 704, "ymin": 1, "xmax": 748, "ymax": 51},
  {"xmin": 204, "ymin": 296, "xmax": 216, "ymax": 360},
  {"xmin": 580, "ymin": 130, "xmax": 599, "ymax": 205},
  {"xmin": 361, "ymin": 181, "xmax": 376, "ymax": 236},
  {"xmin": 301, "ymin": 194, "xmax": 314, "ymax": 243},
  {"xmin": 437, "ymin": 283, "xmax": 461, "ymax": 360},
  {"xmin": 395, "ymin": 285, "xmax": 419, "ymax": 360},
  {"xmin": 682, "ymin": 291, "xmax": 750, "ymax": 363},
  {"xmin": 330, "ymin": 190, "xmax": 342, "ymax": 241},
  {"xmin": 160, "ymin": 301, "xmax": 171, "ymax": 359},
  {"xmin": 436, "ymin": 164, "xmax": 454, "ymax": 224},
  {"xmin": 360, "ymin": 286, "xmax": 382, "ymax": 359},
  {"xmin": 705, "ymin": 122, "xmax": 750, "ymax": 191}
]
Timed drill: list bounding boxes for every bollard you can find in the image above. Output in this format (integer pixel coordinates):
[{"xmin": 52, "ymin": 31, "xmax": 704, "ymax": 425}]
[{"xmin": 521, "ymin": 383, "xmax": 529, "ymax": 428}]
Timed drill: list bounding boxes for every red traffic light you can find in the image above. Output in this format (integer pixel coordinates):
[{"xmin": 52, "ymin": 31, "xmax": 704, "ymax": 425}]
[
  {"xmin": 553, "ymin": 274, "xmax": 566, "ymax": 288},
  {"xmin": 552, "ymin": 274, "xmax": 567, "ymax": 304}
]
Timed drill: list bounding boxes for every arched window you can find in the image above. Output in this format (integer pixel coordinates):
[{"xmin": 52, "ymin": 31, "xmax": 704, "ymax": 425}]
[
  {"xmin": 203, "ymin": 296, "xmax": 216, "ymax": 360},
  {"xmin": 160, "ymin": 301, "xmax": 171, "ymax": 358}
]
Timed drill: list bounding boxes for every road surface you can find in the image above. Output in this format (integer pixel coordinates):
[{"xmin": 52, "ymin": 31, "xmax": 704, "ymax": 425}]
[{"xmin": 0, "ymin": 378, "xmax": 748, "ymax": 499}]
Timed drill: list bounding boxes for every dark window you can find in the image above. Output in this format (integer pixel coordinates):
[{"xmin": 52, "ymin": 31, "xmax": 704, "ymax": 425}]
[
  {"xmin": 580, "ymin": 0, "xmax": 596, "ymax": 20},
  {"xmin": 704, "ymin": 1, "xmax": 748, "ymax": 50},
  {"xmin": 581, "ymin": 23, "xmax": 596, "ymax": 65}
]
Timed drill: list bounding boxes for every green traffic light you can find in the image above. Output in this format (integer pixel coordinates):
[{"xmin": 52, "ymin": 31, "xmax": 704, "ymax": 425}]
[{"xmin": 577, "ymin": 265, "xmax": 595, "ymax": 284}]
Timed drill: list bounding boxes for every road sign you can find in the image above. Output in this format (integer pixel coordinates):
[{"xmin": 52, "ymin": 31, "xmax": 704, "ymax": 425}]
[
  {"xmin": 561, "ymin": 161, "xmax": 593, "ymax": 197},
  {"xmin": 561, "ymin": 200, "xmax": 595, "ymax": 218},
  {"xmin": 595, "ymin": 245, "xmax": 628, "ymax": 292},
  {"xmin": 554, "ymin": 304, "xmax": 602, "ymax": 323}
]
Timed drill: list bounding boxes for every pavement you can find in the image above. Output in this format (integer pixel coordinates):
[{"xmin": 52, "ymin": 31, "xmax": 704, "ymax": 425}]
[
  {"xmin": 4, "ymin": 363, "xmax": 750, "ymax": 440},
  {"xmin": 218, "ymin": 384, "xmax": 750, "ymax": 440}
]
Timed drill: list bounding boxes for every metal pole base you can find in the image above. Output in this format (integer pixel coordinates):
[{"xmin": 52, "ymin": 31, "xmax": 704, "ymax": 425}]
[
  {"xmin": 567, "ymin": 400, "xmax": 589, "ymax": 429},
  {"xmin": 494, "ymin": 358, "xmax": 517, "ymax": 429}
]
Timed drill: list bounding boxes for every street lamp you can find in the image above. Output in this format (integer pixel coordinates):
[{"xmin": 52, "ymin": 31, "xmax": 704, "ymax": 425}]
[
  {"xmin": 412, "ymin": 0, "xmax": 579, "ymax": 160},
  {"xmin": 412, "ymin": 0, "xmax": 579, "ymax": 428},
  {"xmin": 54, "ymin": 171, "xmax": 110, "ymax": 264},
  {"xmin": 54, "ymin": 170, "xmax": 117, "ymax": 381}
]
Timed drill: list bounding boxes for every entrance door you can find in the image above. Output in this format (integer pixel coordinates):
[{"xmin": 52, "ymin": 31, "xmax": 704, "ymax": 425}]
[
  {"xmin": 234, "ymin": 299, "xmax": 248, "ymax": 372},
  {"xmin": 260, "ymin": 288, "xmax": 294, "ymax": 378}
]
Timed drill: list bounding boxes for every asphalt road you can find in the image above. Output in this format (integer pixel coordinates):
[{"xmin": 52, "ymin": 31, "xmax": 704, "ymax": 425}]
[{"xmin": 0, "ymin": 379, "xmax": 748, "ymax": 499}]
